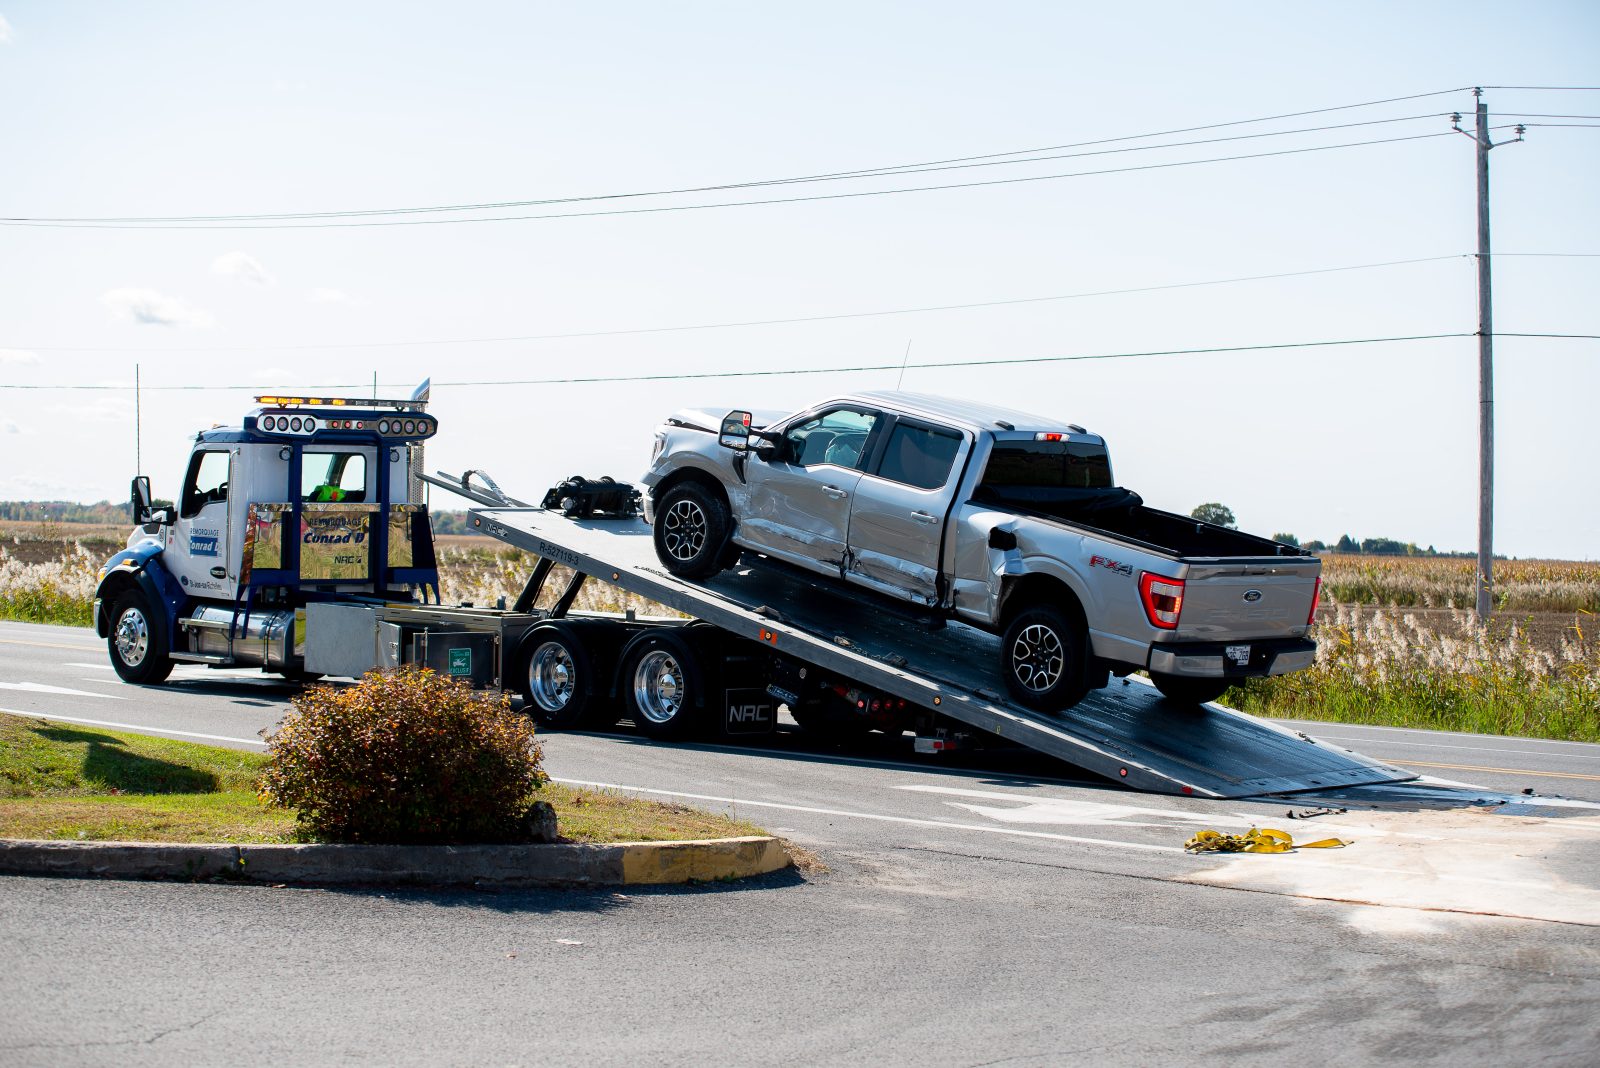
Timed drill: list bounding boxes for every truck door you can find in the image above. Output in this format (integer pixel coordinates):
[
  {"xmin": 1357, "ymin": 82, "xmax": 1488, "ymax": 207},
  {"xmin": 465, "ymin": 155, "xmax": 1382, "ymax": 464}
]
[
  {"xmin": 845, "ymin": 419, "xmax": 967, "ymax": 605},
  {"xmin": 168, "ymin": 447, "xmax": 235, "ymax": 598},
  {"xmin": 736, "ymin": 406, "xmax": 880, "ymax": 578}
]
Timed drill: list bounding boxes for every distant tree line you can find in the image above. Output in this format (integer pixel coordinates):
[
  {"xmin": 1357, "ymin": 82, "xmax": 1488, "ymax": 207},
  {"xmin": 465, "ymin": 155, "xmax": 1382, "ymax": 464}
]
[
  {"xmin": 1189, "ymin": 503, "xmax": 1470, "ymax": 557},
  {"xmin": 0, "ymin": 500, "xmax": 129, "ymax": 523}
]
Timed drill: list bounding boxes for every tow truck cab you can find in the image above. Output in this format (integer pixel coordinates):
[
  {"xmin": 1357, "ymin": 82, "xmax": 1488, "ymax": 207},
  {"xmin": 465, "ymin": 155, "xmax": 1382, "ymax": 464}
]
[{"xmin": 94, "ymin": 389, "xmax": 442, "ymax": 683}]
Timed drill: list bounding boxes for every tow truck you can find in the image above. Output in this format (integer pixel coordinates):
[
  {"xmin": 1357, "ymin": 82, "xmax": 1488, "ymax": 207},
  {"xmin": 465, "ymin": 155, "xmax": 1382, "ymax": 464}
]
[{"xmin": 94, "ymin": 388, "xmax": 1417, "ymax": 799}]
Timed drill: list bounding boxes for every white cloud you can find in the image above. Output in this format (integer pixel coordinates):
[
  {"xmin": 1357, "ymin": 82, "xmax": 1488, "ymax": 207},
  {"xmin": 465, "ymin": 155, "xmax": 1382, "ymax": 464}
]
[
  {"xmin": 0, "ymin": 348, "xmax": 39, "ymax": 365},
  {"xmin": 212, "ymin": 250, "xmax": 275, "ymax": 286},
  {"xmin": 46, "ymin": 397, "xmax": 134, "ymax": 425},
  {"xmin": 101, "ymin": 288, "xmax": 214, "ymax": 328},
  {"xmin": 308, "ymin": 287, "xmax": 353, "ymax": 305},
  {"xmin": 0, "ymin": 15, "xmax": 13, "ymax": 45}
]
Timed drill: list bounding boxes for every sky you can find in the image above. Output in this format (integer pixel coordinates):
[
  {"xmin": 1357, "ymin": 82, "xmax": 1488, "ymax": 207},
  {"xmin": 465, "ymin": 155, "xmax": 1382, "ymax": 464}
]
[{"xmin": 0, "ymin": 2, "xmax": 1596, "ymax": 559}]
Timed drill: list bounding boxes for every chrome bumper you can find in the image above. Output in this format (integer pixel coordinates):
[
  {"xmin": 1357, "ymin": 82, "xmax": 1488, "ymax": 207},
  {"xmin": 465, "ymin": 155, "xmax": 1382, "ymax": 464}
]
[{"xmin": 1147, "ymin": 637, "xmax": 1316, "ymax": 678}]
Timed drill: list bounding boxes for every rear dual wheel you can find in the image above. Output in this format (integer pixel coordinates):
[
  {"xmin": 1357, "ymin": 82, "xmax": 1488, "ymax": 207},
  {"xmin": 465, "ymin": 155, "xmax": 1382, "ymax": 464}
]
[
  {"xmin": 518, "ymin": 621, "xmax": 618, "ymax": 730},
  {"xmin": 619, "ymin": 629, "xmax": 712, "ymax": 741}
]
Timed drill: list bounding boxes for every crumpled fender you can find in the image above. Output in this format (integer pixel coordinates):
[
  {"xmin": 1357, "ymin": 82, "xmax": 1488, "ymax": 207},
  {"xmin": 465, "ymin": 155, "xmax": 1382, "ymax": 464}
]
[{"xmin": 93, "ymin": 542, "xmax": 186, "ymax": 647}]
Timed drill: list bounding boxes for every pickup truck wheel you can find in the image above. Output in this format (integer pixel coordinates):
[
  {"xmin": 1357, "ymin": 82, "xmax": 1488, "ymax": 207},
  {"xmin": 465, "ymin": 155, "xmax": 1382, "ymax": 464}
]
[
  {"xmin": 1000, "ymin": 604, "xmax": 1088, "ymax": 712},
  {"xmin": 620, "ymin": 630, "xmax": 707, "ymax": 740},
  {"xmin": 108, "ymin": 590, "xmax": 174, "ymax": 685},
  {"xmin": 1149, "ymin": 673, "xmax": 1230, "ymax": 707},
  {"xmin": 519, "ymin": 623, "xmax": 600, "ymax": 729},
  {"xmin": 653, "ymin": 482, "xmax": 731, "ymax": 580}
]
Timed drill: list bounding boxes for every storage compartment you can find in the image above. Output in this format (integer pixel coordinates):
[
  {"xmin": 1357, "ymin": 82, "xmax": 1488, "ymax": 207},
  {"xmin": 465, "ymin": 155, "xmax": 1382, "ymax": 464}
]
[{"xmin": 411, "ymin": 631, "xmax": 500, "ymax": 689}]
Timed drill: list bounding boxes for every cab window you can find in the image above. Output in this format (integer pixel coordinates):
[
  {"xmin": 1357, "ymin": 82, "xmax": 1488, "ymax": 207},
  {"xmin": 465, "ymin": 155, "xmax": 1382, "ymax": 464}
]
[
  {"xmin": 180, "ymin": 450, "xmax": 231, "ymax": 518},
  {"xmin": 301, "ymin": 451, "xmax": 368, "ymax": 503},
  {"xmin": 784, "ymin": 409, "xmax": 878, "ymax": 469},
  {"xmin": 877, "ymin": 423, "xmax": 963, "ymax": 490}
]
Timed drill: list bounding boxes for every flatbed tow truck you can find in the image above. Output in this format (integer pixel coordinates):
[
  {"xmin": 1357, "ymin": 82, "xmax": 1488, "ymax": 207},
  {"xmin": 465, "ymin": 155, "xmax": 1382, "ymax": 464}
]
[{"xmin": 94, "ymin": 390, "xmax": 1414, "ymax": 800}]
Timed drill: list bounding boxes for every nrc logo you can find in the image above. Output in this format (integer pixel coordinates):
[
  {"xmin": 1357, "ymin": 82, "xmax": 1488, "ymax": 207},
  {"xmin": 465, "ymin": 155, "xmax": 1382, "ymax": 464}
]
[
  {"xmin": 724, "ymin": 690, "xmax": 776, "ymax": 734},
  {"xmin": 727, "ymin": 703, "xmax": 771, "ymax": 724}
]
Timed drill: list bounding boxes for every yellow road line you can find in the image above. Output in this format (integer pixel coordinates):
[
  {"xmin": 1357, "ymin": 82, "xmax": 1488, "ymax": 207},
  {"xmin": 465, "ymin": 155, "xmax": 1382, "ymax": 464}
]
[
  {"xmin": 1396, "ymin": 759, "xmax": 1600, "ymax": 783},
  {"xmin": 0, "ymin": 638, "xmax": 100, "ymax": 652}
]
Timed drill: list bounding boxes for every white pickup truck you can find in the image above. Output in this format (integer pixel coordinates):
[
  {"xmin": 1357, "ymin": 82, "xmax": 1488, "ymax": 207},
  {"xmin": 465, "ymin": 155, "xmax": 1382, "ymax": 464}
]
[{"xmin": 640, "ymin": 391, "xmax": 1321, "ymax": 712}]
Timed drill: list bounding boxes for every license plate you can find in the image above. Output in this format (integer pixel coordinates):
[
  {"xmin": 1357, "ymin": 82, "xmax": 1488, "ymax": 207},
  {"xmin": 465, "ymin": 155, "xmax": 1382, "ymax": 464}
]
[{"xmin": 1225, "ymin": 644, "xmax": 1251, "ymax": 666}]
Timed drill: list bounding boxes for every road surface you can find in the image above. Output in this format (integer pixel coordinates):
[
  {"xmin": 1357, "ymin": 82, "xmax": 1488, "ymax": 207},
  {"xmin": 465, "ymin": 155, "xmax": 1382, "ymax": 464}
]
[{"xmin": 2, "ymin": 620, "xmax": 1598, "ymax": 1066}]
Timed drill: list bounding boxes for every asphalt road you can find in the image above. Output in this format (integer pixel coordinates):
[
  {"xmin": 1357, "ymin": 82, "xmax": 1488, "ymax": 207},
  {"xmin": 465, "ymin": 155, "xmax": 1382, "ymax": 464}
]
[{"xmin": 3, "ymin": 619, "xmax": 1599, "ymax": 1066}]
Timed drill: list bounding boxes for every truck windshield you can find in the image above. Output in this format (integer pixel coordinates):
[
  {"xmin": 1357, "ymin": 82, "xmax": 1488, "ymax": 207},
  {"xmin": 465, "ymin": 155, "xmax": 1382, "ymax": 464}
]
[{"xmin": 980, "ymin": 441, "xmax": 1112, "ymax": 490}]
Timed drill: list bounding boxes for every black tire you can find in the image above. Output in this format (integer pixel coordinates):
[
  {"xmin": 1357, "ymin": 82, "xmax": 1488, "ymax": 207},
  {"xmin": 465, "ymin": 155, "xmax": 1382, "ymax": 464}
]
[
  {"xmin": 1000, "ymin": 603, "xmax": 1088, "ymax": 712},
  {"xmin": 107, "ymin": 589, "xmax": 174, "ymax": 685},
  {"xmin": 652, "ymin": 481, "xmax": 731, "ymax": 580},
  {"xmin": 618, "ymin": 629, "xmax": 709, "ymax": 741},
  {"xmin": 518, "ymin": 622, "xmax": 603, "ymax": 729},
  {"xmin": 1149, "ymin": 673, "xmax": 1230, "ymax": 707}
]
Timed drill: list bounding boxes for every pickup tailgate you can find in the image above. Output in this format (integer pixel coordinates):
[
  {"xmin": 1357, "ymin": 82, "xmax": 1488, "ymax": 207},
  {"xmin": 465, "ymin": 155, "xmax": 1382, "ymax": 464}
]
[{"xmin": 1176, "ymin": 558, "xmax": 1320, "ymax": 641}]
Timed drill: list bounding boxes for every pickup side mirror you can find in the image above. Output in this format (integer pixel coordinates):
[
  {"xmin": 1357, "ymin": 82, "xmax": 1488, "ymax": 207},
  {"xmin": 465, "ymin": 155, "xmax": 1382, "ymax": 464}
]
[
  {"xmin": 130, "ymin": 476, "xmax": 153, "ymax": 525},
  {"xmin": 718, "ymin": 411, "xmax": 754, "ymax": 451}
]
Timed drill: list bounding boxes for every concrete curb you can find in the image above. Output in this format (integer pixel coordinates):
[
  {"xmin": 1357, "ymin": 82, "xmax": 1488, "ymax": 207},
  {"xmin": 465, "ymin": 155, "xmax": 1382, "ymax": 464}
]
[{"xmin": 0, "ymin": 835, "xmax": 791, "ymax": 889}]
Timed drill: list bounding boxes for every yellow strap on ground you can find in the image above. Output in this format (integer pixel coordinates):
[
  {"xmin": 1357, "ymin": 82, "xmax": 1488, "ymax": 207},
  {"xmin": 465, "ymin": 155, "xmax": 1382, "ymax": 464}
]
[{"xmin": 1184, "ymin": 827, "xmax": 1351, "ymax": 854}]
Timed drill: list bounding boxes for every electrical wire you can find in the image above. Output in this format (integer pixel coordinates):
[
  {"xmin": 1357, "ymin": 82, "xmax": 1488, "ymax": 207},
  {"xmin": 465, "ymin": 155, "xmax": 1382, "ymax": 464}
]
[
  {"xmin": 0, "ymin": 333, "xmax": 1537, "ymax": 391},
  {"xmin": 3, "ymin": 254, "xmax": 1471, "ymax": 354},
  {"xmin": 5, "ymin": 333, "xmax": 1589, "ymax": 393},
  {"xmin": 1, "ymin": 110, "xmax": 1461, "ymax": 226},
  {"xmin": 1, "ymin": 130, "xmax": 1471, "ymax": 231}
]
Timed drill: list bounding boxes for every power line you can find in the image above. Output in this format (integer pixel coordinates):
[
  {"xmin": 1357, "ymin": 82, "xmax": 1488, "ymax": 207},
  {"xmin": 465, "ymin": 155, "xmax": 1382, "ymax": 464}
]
[
  {"xmin": 0, "ymin": 334, "xmax": 1535, "ymax": 391},
  {"xmin": 1481, "ymin": 85, "xmax": 1600, "ymax": 91},
  {"xmin": 2, "ymin": 130, "xmax": 1473, "ymax": 231},
  {"xmin": 1, "ymin": 112, "xmax": 1459, "ymax": 226},
  {"xmin": 4, "ymin": 333, "xmax": 1588, "ymax": 393},
  {"xmin": 3, "ymin": 254, "xmax": 1472, "ymax": 354}
]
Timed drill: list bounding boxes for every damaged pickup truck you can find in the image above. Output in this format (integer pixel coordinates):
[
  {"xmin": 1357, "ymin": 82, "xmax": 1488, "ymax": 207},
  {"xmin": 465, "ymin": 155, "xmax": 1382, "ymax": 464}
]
[{"xmin": 641, "ymin": 391, "xmax": 1320, "ymax": 713}]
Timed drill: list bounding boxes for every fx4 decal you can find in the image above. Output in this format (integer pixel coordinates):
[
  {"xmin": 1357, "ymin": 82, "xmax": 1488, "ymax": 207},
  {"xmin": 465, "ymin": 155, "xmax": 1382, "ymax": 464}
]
[{"xmin": 1089, "ymin": 554, "xmax": 1134, "ymax": 577}]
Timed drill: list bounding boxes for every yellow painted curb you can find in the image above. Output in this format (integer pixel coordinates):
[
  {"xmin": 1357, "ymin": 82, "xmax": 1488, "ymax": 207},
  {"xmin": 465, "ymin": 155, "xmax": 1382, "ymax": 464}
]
[{"xmin": 619, "ymin": 835, "xmax": 791, "ymax": 885}]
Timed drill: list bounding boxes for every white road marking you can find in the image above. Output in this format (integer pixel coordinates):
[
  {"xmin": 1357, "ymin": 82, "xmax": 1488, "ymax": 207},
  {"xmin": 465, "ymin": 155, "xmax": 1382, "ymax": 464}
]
[
  {"xmin": 552, "ymin": 777, "xmax": 1182, "ymax": 853},
  {"xmin": 1312, "ymin": 734, "xmax": 1600, "ymax": 760},
  {"xmin": 0, "ymin": 681, "xmax": 126, "ymax": 700},
  {"xmin": 0, "ymin": 707, "xmax": 265, "ymax": 747},
  {"xmin": 65, "ymin": 662, "xmax": 116, "ymax": 671},
  {"xmin": 1286, "ymin": 721, "xmax": 1600, "ymax": 749}
]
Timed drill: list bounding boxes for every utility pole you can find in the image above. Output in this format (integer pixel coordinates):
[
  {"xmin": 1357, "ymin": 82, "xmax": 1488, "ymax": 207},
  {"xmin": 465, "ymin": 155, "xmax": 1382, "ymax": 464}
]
[{"xmin": 1453, "ymin": 90, "xmax": 1523, "ymax": 622}]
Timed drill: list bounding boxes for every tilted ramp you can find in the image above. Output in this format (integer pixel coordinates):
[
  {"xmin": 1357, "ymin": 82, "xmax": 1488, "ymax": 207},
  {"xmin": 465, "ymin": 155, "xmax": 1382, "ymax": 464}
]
[{"xmin": 468, "ymin": 507, "xmax": 1416, "ymax": 800}]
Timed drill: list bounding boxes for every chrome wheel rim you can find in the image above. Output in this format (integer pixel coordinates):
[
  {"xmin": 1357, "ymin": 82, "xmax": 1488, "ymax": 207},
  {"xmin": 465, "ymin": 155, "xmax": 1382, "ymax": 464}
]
[
  {"xmin": 632, "ymin": 649, "xmax": 685, "ymax": 724},
  {"xmin": 661, "ymin": 500, "xmax": 707, "ymax": 562},
  {"xmin": 527, "ymin": 641, "xmax": 575, "ymax": 712},
  {"xmin": 114, "ymin": 606, "xmax": 150, "ymax": 668},
  {"xmin": 1011, "ymin": 623, "xmax": 1063, "ymax": 692}
]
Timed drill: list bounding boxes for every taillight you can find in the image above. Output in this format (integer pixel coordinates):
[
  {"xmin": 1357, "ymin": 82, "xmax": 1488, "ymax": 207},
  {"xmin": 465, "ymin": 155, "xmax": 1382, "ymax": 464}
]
[
  {"xmin": 1139, "ymin": 572, "xmax": 1185, "ymax": 629},
  {"xmin": 1308, "ymin": 576, "xmax": 1322, "ymax": 625}
]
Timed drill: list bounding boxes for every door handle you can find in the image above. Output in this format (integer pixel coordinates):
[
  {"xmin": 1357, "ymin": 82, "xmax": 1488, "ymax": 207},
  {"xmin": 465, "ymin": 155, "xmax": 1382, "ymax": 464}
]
[
  {"xmin": 822, "ymin": 485, "xmax": 849, "ymax": 500},
  {"xmin": 911, "ymin": 511, "xmax": 939, "ymax": 524}
]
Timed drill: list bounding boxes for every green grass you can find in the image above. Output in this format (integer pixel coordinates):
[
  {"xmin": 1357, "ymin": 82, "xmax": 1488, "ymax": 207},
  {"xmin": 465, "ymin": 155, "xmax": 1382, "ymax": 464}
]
[
  {"xmin": 0, "ymin": 588, "xmax": 93, "ymax": 627},
  {"xmin": 1224, "ymin": 670, "xmax": 1600, "ymax": 743},
  {"xmin": 0, "ymin": 715, "xmax": 766, "ymax": 844}
]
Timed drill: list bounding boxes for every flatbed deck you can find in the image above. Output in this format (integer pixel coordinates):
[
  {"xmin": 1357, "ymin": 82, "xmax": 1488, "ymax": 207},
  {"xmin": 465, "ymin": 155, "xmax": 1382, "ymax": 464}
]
[{"xmin": 469, "ymin": 507, "xmax": 1416, "ymax": 800}]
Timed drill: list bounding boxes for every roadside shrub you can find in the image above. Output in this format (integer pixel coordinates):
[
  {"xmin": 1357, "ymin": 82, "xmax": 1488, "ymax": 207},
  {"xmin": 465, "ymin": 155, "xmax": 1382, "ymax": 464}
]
[{"xmin": 259, "ymin": 668, "xmax": 547, "ymax": 844}]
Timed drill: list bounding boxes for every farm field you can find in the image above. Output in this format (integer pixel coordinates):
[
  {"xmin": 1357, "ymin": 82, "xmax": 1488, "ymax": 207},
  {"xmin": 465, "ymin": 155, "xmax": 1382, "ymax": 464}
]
[{"xmin": 4, "ymin": 523, "xmax": 1595, "ymax": 742}]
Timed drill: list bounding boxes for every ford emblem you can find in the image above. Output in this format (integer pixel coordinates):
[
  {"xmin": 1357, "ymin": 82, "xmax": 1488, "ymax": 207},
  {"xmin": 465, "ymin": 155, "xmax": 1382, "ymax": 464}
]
[{"xmin": 1243, "ymin": 590, "xmax": 1263, "ymax": 603}]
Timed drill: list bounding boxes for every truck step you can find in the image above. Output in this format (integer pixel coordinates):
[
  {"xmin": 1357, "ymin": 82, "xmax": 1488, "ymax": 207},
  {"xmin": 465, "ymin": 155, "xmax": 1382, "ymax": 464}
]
[{"xmin": 170, "ymin": 652, "xmax": 236, "ymax": 665}]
